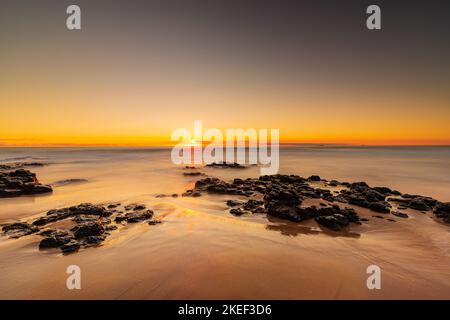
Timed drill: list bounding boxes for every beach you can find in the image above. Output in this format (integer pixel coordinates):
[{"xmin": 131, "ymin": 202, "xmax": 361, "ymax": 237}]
[{"xmin": 0, "ymin": 146, "xmax": 449, "ymax": 299}]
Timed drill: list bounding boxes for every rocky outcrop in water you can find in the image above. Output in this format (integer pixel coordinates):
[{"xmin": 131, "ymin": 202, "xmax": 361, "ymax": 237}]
[
  {"xmin": 1, "ymin": 202, "xmax": 160, "ymax": 254},
  {"xmin": 184, "ymin": 174, "xmax": 450, "ymax": 230},
  {"xmin": 0, "ymin": 169, "xmax": 53, "ymax": 197}
]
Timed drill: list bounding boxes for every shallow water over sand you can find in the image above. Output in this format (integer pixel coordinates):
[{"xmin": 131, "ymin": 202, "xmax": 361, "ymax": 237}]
[{"xmin": 0, "ymin": 146, "xmax": 449, "ymax": 299}]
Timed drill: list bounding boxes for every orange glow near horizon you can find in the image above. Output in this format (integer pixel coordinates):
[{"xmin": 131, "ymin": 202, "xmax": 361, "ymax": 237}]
[{"xmin": 1, "ymin": 2, "xmax": 450, "ymax": 148}]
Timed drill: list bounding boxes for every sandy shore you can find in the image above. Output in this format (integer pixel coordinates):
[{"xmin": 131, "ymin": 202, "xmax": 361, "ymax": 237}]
[{"xmin": 0, "ymin": 148, "xmax": 449, "ymax": 299}]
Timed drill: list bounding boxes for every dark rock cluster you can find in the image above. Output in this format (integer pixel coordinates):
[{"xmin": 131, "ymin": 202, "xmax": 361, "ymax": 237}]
[
  {"xmin": 1, "ymin": 202, "xmax": 160, "ymax": 254},
  {"xmin": 185, "ymin": 174, "xmax": 450, "ymax": 230},
  {"xmin": 205, "ymin": 162, "xmax": 247, "ymax": 169},
  {"xmin": 0, "ymin": 169, "xmax": 53, "ymax": 197}
]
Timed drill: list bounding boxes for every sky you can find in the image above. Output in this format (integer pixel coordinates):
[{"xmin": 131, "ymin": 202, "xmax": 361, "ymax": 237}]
[{"xmin": 0, "ymin": 0, "xmax": 449, "ymax": 146}]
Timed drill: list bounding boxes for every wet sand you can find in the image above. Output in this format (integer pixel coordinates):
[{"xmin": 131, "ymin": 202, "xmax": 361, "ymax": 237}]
[{"xmin": 0, "ymin": 147, "xmax": 449, "ymax": 299}]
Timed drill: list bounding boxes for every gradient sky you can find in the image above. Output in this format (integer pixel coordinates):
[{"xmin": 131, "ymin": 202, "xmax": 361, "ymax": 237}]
[{"xmin": 1, "ymin": 0, "xmax": 449, "ymax": 146}]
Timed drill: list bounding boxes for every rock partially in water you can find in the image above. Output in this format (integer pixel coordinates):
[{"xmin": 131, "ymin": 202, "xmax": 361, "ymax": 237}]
[
  {"xmin": 51, "ymin": 179, "xmax": 88, "ymax": 187},
  {"xmin": 39, "ymin": 234, "xmax": 74, "ymax": 248},
  {"xmin": 206, "ymin": 162, "xmax": 246, "ymax": 169},
  {"xmin": 2, "ymin": 222, "xmax": 39, "ymax": 238},
  {"xmin": 71, "ymin": 221, "xmax": 105, "ymax": 238},
  {"xmin": 115, "ymin": 210, "xmax": 154, "ymax": 223},
  {"xmin": 391, "ymin": 211, "xmax": 409, "ymax": 218},
  {"xmin": 183, "ymin": 172, "xmax": 204, "ymax": 176},
  {"xmin": 434, "ymin": 202, "xmax": 450, "ymax": 223},
  {"xmin": 368, "ymin": 201, "xmax": 391, "ymax": 213},
  {"xmin": 125, "ymin": 210, "xmax": 154, "ymax": 223},
  {"xmin": 315, "ymin": 214, "xmax": 349, "ymax": 231},
  {"xmin": 61, "ymin": 240, "xmax": 81, "ymax": 253},
  {"xmin": 33, "ymin": 203, "xmax": 111, "ymax": 226},
  {"xmin": 0, "ymin": 169, "xmax": 53, "ymax": 198},
  {"xmin": 226, "ymin": 199, "xmax": 243, "ymax": 207}
]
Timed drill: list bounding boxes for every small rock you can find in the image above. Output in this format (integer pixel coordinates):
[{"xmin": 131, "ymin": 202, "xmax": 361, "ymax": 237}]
[{"xmin": 391, "ymin": 211, "xmax": 408, "ymax": 218}]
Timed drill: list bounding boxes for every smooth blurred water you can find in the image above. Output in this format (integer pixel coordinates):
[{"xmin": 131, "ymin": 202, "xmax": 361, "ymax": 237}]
[{"xmin": 1, "ymin": 145, "xmax": 450, "ymax": 299}]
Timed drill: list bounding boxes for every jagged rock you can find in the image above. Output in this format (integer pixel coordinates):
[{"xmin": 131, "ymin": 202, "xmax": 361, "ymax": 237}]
[
  {"xmin": 61, "ymin": 240, "xmax": 80, "ymax": 253},
  {"xmin": 373, "ymin": 186, "xmax": 401, "ymax": 196},
  {"xmin": 183, "ymin": 172, "xmax": 204, "ymax": 176},
  {"xmin": 243, "ymin": 199, "xmax": 264, "ymax": 211},
  {"xmin": 0, "ymin": 169, "xmax": 52, "ymax": 198},
  {"xmin": 2, "ymin": 222, "xmax": 39, "ymax": 238},
  {"xmin": 33, "ymin": 203, "xmax": 111, "ymax": 226},
  {"xmin": 434, "ymin": 202, "xmax": 450, "ymax": 217},
  {"xmin": 107, "ymin": 203, "xmax": 121, "ymax": 209},
  {"xmin": 347, "ymin": 195, "xmax": 370, "ymax": 208},
  {"xmin": 315, "ymin": 214, "xmax": 349, "ymax": 231},
  {"xmin": 369, "ymin": 201, "xmax": 391, "ymax": 213},
  {"xmin": 39, "ymin": 234, "xmax": 74, "ymax": 248},
  {"xmin": 363, "ymin": 190, "xmax": 386, "ymax": 202},
  {"xmin": 230, "ymin": 208, "xmax": 249, "ymax": 216},
  {"xmin": 408, "ymin": 197, "xmax": 436, "ymax": 211},
  {"xmin": 73, "ymin": 215, "xmax": 99, "ymax": 224},
  {"xmin": 226, "ymin": 200, "xmax": 243, "ymax": 207},
  {"xmin": 391, "ymin": 211, "xmax": 408, "ymax": 218},
  {"xmin": 82, "ymin": 235, "xmax": 106, "ymax": 246},
  {"xmin": 125, "ymin": 210, "xmax": 154, "ymax": 223},
  {"xmin": 71, "ymin": 221, "xmax": 104, "ymax": 238},
  {"xmin": 206, "ymin": 162, "xmax": 246, "ymax": 169},
  {"xmin": 328, "ymin": 180, "xmax": 340, "ymax": 186},
  {"xmin": 182, "ymin": 190, "xmax": 202, "ymax": 197}
]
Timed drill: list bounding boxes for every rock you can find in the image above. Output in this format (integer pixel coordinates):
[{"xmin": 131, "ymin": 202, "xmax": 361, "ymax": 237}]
[
  {"xmin": 32, "ymin": 203, "xmax": 111, "ymax": 226},
  {"xmin": 73, "ymin": 215, "xmax": 99, "ymax": 224},
  {"xmin": 243, "ymin": 199, "xmax": 264, "ymax": 211},
  {"xmin": 133, "ymin": 204, "xmax": 146, "ymax": 211},
  {"xmin": 61, "ymin": 240, "xmax": 80, "ymax": 253},
  {"xmin": 373, "ymin": 186, "xmax": 401, "ymax": 196},
  {"xmin": 148, "ymin": 220, "xmax": 162, "ymax": 225},
  {"xmin": 182, "ymin": 190, "xmax": 202, "ymax": 197},
  {"xmin": 363, "ymin": 190, "xmax": 385, "ymax": 202},
  {"xmin": 39, "ymin": 234, "xmax": 74, "ymax": 248},
  {"xmin": 408, "ymin": 197, "xmax": 433, "ymax": 211},
  {"xmin": 347, "ymin": 195, "xmax": 370, "ymax": 208},
  {"xmin": 124, "ymin": 210, "xmax": 154, "ymax": 223},
  {"xmin": 315, "ymin": 214, "xmax": 349, "ymax": 231},
  {"xmin": 2, "ymin": 222, "xmax": 39, "ymax": 238},
  {"xmin": 434, "ymin": 202, "xmax": 450, "ymax": 218},
  {"xmin": 308, "ymin": 175, "xmax": 321, "ymax": 182},
  {"xmin": 369, "ymin": 201, "xmax": 391, "ymax": 213},
  {"xmin": 391, "ymin": 211, "xmax": 408, "ymax": 218},
  {"xmin": 71, "ymin": 221, "xmax": 104, "ymax": 238},
  {"xmin": 205, "ymin": 162, "xmax": 246, "ymax": 169},
  {"xmin": 39, "ymin": 228, "xmax": 69, "ymax": 237},
  {"xmin": 328, "ymin": 180, "xmax": 340, "ymax": 186},
  {"xmin": 0, "ymin": 169, "xmax": 53, "ymax": 198},
  {"xmin": 183, "ymin": 172, "xmax": 204, "ymax": 176},
  {"xmin": 82, "ymin": 235, "xmax": 106, "ymax": 246},
  {"xmin": 114, "ymin": 215, "xmax": 127, "ymax": 223},
  {"xmin": 107, "ymin": 203, "xmax": 120, "ymax": 209},
  {"xmin": 230, "ymin": 208, "xmax": 248, "ymax": 216},
  {"xmin": 226, "ymin": 200, "xmax": 243, "ymax": 207},
  {"xmin": 104, "ymin": 225, "xmax": 118, "ymax": 232},
  {"xmin": 51, "ymin": 179, "xmax": 88, "ymax": 186}
]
